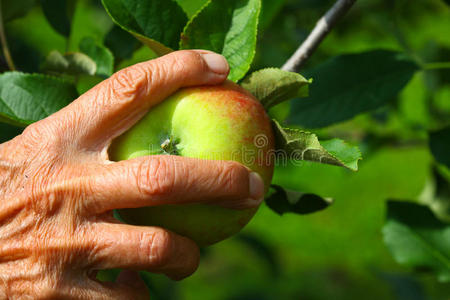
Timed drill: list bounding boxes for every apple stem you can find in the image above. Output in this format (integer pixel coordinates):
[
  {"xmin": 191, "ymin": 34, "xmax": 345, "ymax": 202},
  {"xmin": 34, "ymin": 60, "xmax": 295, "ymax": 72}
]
[{"xmin": 161, "ymin": 136, "xmax": 179, "ymax": 155}]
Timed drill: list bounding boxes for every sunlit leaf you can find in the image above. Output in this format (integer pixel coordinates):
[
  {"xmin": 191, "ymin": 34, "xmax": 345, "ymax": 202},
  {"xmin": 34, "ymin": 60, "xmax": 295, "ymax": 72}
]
[
  {"xmin": 241, "ymin": 68, "xmax": 311, "ymax": 109},
  {"xmin": 101, "ymin": 0, "xmax": 187, "ymax": 55},
  {"xmin": 272, "ymin": 120, "xmax": 361, "ymax": 171},
  {"xmin": 180, "ymin": 0, "xmax": 261, "ymax": 82},
  {"xmin": 0, "ymin": 72, "xmax": 78, "ymax": 126}
]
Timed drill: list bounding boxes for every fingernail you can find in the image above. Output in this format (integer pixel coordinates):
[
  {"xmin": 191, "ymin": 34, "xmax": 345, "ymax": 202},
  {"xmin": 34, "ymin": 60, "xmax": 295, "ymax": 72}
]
[
  {"xmin": 249, "ymin": 172, "xmax": 264, "ymax": 204},
  {"xmin": 201, "ymin": 53, "xmax": 229, "ymax": 74}
]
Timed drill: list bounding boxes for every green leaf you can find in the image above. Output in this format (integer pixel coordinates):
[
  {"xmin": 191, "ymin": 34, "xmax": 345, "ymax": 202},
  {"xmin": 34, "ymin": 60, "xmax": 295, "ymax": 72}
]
[
  {"xmin": 42, "ymin": 50, "xmax": 97, "ymax": 76},
  {"xmin": 101, "ymin": 0, "xmax": 187, "ymax": 55},
  {"xmin": 2, "ymin": 0, "xmax": 35, "ymax": 23},
  {"xmin": 383, "ymin": 201, "xmax": 450, "ymax": 282},
  {"xmin": 0, "ymin": 72, "xmax": 78, "ymax": 126},
  {"xmin": 272, "ymin": 120, "xmax": 361, "ymax": 171},
  {"xmin": 40, "ymin": 0, "xmax": 76, "ymax": 37},
  {"xmin": 320, "ymin": 139, "xmax": 362, "ymax": 172},
  {"xmin": 79, "ymin": 37, "xmax": 114, "ymax": 77},
  {"xmin": 241, "ymin": 68, "xmax": 311, "ymax": 109},
  {"xmin": 429, "ymin": 126, "xmax": 450, "ymax": 169},
  {"xmin": 42, "ymin": 51, "xmax": 68, "ymax": 72},
  {"xmin": 175, "ymin": 0, "xmax": 208, "ymax": 18},
  {"xmin": 265, "ymin": 184, "xmax": 333, "ymax": 215},
  {"xmin": 180, "ymin": 0, "xmax": 261, "ymax": 82},
  {"xmin": 288, "ymin": 50, "xmax": 419, "ymax": 128},
  {"xmin": 104, "ymin": 25, "xmax": 140, "ymax": 61}
]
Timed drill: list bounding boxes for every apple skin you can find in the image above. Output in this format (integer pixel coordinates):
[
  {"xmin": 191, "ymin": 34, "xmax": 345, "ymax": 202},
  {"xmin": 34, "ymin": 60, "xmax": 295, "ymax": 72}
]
[{"xmin": 109, "ymin": 80, "xmax": 274, "ymax": 246}]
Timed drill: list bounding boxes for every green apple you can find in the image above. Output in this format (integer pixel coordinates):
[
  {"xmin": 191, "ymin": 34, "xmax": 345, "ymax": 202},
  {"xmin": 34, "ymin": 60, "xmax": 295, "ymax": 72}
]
[{"xmin": 109, "ymin": 80, "xmax": 274, "ymax": 246}]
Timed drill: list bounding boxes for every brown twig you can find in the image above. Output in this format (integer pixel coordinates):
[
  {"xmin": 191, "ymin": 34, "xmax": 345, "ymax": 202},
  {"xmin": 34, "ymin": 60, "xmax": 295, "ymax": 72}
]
[{"xmin": 282, "ymin": 0, "xmax": 357, "ymax": 72}]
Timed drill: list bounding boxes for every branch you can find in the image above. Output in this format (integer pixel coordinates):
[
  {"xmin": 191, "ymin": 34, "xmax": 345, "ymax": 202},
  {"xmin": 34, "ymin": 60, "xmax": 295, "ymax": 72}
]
[
  {"xmin": 282, "ymin": 0, "xmax": 357, "ymax": 72},
  {"xmin": 0, "ymin": 0, "xmax": 16, "ymax": 71}
]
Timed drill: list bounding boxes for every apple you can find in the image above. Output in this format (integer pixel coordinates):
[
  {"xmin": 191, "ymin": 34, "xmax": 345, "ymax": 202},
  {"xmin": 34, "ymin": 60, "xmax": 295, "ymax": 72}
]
[{"xmin": 109, "ymin": 80, "xmax": 274, "ymax": 246}]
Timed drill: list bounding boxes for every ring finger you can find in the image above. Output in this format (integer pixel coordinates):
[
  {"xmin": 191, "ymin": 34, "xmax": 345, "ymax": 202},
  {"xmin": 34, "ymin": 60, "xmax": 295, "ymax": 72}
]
[{"xmin": 86, "ymin": 221, "xmax": 200, "ymax": 281}]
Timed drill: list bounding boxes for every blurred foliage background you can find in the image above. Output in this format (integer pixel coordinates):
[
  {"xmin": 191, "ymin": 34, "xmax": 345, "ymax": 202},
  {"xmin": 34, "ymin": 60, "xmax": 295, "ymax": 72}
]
[{"xmin": 1, "ymin": 0, "xmax": 449, "ymax": 299}]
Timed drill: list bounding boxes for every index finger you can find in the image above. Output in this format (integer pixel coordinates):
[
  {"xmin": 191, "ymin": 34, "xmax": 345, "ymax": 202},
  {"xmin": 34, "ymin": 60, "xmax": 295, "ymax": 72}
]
[{"xmin": 54, "ymin": 50, "xmax": 229, "ymax": 149}]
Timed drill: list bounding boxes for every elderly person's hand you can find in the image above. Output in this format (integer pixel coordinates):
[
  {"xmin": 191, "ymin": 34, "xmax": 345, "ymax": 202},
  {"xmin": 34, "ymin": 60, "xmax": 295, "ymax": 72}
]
[{"xmin": 0, "ymin": 50, "xmax": 264, "ymax": 299}]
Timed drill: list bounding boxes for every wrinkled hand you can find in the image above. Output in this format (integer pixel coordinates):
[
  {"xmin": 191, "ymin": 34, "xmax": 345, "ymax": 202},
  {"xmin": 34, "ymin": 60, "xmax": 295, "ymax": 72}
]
[{"xmin": 0, "ymin": 50, "xmax": 265, "ymax": 299}]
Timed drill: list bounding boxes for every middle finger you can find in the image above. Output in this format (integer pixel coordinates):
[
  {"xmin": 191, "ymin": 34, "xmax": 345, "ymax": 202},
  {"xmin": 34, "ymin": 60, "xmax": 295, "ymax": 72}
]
[{"xmin": 83, "ymin": 155, "xmax": 264, "ymax": 214}]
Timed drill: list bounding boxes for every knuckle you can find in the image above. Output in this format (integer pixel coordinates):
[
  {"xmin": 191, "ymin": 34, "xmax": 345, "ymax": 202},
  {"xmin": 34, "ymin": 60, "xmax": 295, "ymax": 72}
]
[
  {"xmin": 21, "ymin": 119, "xmax": 67, "ymax": 156},
  {"xmin": 170, "ymin": 50, "xmax": 205, "ymax": 76},
  {"xmin": 136, "ymin": 158, "xmax": 175, "ymax": 198},
  {"xmin": 221, "ymin": 161, "xmax": 248, "ymax": 196},
  {"xmin": 109, "ymin": 65, "xmax": 149, "ymax": 102},
  {"xmin": 145, "ymin": 229, "xmax": 172, "ymax": 268}
]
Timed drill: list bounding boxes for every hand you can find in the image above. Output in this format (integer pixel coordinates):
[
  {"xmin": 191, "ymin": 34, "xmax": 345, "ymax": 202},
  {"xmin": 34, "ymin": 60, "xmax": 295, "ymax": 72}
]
[{"xmin": 0, "ymin": 50, "xmax": 265, "ymax": 299}]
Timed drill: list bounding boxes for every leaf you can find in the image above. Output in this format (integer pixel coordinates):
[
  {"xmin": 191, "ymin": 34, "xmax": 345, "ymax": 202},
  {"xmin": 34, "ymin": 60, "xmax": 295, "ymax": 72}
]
[
  {"xmin": 265, "ymin": 184, "xmax": 333, "ymax": 215},
  {"xmin": 42, "ymin": 50, "xmax": 97, "ymax": 76},
  {"xmin": 241, "ymin": 68, "xmax": 311, "ymax": 109},
  {"xmin": 42, "ymin": 51, "xmax": 69, "ymax": 72},
  {"xmin": 104, "ymin": 25, "xmax": 140, "ymax": 61},
  {"xmin": 101, "ymin": 0, "xmax": 187, "ymax": 55},
  {"xmin": 2, "ymin": 0, "xmax": 35, "ymax": 23},
  {"xmin": 288, "ymin": 50, "xmax": 419, "ymax": 128},
  {"xmin": 40, "ymin": 0, "xmax": 76, "ymax": 37},
  {"xmin": 180, "ymin": 0, "xmax": 261, "ymax": 82},
  {"xmin": 429, "ymin": 126, "xmax": 450, "ymax": 169},
  {"xmin": 383, "ymin": 200, "xmax": 450, "ymax": 282},
  {"xmin": 175, "ymin": 0, "xmax": 208, "ymax": 18},
  {"xmin": 0, "ymin": 72, "xmax": 78, "ymax": 126},
  {"xmin": 79, "ymin": 37, "xmax": 114, "ymax": 77},
  {"xmin": 320, "ymin": 139, "xmax": 362, "ymax": 172},
  {"xmin": 64, "ymin": 53, "xmax": 97, "ymax": 76},
  {"xmin": 272, "ymin": 120, "xmax": 361, "ymax": 171}
]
